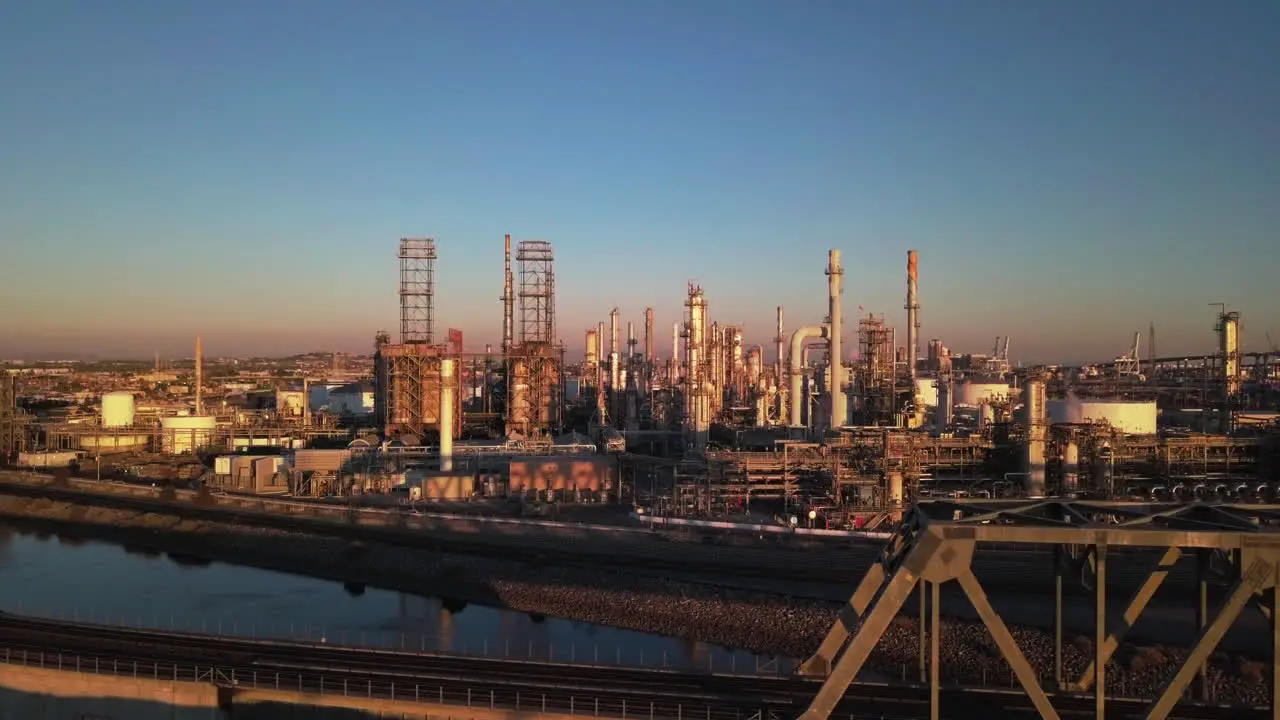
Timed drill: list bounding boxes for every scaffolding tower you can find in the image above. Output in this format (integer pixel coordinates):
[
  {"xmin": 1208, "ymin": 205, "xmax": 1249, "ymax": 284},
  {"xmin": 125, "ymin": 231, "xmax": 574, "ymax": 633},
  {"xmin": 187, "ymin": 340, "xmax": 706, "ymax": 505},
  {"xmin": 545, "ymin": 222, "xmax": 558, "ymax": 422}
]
[
  {"xmin": 517, "ymin": 240, "xmax": 555, "ymax": 345},
  {"xmin": 505, "ymin": 239, "xmax": 563, "ymax": 438},
  {"xmin": 0, "ymin": 374, "xmax": 20, "ymax": 455},
  {"xmin": 856, "ymin": 315, "xmax": 896, "ymax": 424},
  {"xmin": 399, "ymin": 238, "xmax": 437, "ymax": 345}
]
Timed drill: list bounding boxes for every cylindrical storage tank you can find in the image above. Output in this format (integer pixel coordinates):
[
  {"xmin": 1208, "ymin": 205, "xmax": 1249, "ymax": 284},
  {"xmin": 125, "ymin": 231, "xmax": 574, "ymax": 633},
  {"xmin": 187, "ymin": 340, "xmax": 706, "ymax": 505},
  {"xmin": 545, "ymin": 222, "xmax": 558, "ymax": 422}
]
[
  {"xmin": 914, "ymin": 378, "xmax": 938, "ymax": 408},
  {"xmin": 957, "ymin": 382, "xmax": 1011, "ymax": 406},
  {"xmin": 1068, "ymin": 399, "xmax": 1157, "ymax": 435},
  {"xmin": 887, "ymin": 471, "xmax": 904, "ymax": 505},
  {"xmin": 160, "ymin": 415, "xmax": 216, "ymax": 454},
  {"xmin": 935, "ymin": 380, "xmax": 953, "ymax": 431},
  {"xmin": 101, "ymin": 391, "xmax": 136, "ymax": 428}
]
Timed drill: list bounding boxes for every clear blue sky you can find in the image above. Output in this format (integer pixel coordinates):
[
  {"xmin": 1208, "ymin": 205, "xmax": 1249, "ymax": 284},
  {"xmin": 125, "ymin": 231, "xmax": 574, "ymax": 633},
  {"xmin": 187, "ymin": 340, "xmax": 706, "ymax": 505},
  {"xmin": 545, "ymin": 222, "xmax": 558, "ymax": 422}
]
[{"xmin": 1, "ymin": 0, "xmax": 1276, "ymax": 363}]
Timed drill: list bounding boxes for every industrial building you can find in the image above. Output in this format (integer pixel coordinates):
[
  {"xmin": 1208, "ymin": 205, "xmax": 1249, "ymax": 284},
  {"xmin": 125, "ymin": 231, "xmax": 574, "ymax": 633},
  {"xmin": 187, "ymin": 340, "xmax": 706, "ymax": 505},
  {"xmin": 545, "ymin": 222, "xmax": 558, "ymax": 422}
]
[{"xmin": 3, "ymin": 238, "xmax": 1277, "ymax": 522}]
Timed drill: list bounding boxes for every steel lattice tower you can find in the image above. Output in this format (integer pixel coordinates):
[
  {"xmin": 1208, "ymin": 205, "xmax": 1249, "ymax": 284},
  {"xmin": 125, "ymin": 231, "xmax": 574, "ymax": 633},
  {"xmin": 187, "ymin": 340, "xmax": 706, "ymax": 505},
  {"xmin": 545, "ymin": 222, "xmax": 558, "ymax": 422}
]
[
  {"xmin": 399, "ymin": 238, "xmax": 437, "ymax": 345},
  {"xmin": 516, "ymin": 240, "xmax": 555, "ymax": 345}
]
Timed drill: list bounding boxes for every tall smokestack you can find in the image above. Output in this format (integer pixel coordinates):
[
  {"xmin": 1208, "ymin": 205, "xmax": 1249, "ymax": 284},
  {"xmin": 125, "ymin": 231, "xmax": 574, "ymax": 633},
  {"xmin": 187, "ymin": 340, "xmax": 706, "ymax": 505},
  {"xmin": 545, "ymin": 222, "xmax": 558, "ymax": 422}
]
[
  {"xmin": 501, "ymin": 235, "xmax": 514, "ymax": 354},
  {"xmin": 439, "ymin": 358, "xmax": 455, "ymax": 472},
  {"xmin": 609, "ymin": 308, "xmax": 620, "ymax": 390},
  {"xmin": 626, "ymin": 321, "xmax": 635, "ymax": 389},
  {"xmin": 643, "ymin": 308, "xmax": 654, "ymax": 367},
  {"xmin": 827, "ymin": 250, "xmax": 846, "ymax": 428},
  {"xmin": 194, "ymin": 336, "xmax": 203, "ymax": 416},
  {"xmin": 596, "ymin": 321, "xmax": 606, "ymax": 397},
  {"xmin": 774, "ymin": 306, "xmax": 784, "ymax": 387},
  {"xmin": 906, "ymin": 250, "xmax": 919, "ymax": 386}
]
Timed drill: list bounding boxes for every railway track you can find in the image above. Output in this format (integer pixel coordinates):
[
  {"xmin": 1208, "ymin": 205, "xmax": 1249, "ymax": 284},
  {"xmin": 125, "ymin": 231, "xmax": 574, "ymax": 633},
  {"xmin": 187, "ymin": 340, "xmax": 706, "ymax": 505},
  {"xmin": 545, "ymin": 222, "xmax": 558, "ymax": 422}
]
[{"xmin": 0, "ymin": 613, "xmax": 1263, "ymax": 720}]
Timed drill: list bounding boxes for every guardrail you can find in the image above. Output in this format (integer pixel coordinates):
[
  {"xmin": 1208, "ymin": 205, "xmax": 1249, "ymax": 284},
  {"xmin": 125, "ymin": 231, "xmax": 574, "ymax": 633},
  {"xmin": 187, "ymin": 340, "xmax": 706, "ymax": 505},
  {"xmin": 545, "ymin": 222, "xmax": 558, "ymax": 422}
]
[
  {"xmin": 2, "ymin": 606, "xmax": 794, "ymax": 677},
  {"xmin": 629, "ymin": 513, "xmax": 893, "ymax": 541},
  {"xmin": 0, "ymin": 646, "xmax": 774, "ymax": 720},
  {"xmin": 2, "ymin": 471, "xmax": 885, "ymax": 543}
]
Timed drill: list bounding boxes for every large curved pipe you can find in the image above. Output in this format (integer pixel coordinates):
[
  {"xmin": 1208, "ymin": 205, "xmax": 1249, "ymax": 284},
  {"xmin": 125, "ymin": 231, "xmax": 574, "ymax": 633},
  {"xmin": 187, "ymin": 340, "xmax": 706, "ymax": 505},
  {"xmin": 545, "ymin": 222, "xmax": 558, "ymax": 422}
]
[{"xmin": 789, "ymin": 325, "xmax": 829, "ymax": 427}]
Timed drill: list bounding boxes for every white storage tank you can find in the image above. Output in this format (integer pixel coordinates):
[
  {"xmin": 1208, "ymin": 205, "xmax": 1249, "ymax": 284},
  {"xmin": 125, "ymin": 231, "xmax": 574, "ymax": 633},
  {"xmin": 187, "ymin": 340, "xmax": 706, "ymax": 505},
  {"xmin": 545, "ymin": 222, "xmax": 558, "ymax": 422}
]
[
  {"xmin": 1047, "ymin": 397, "xmax": 1157, "ymax": 435},
  {"xmin": 160, "ymin": 415, "xmax": 216, "ymax": 454},
  {"xmin": 101, "ymin": 391, "xmax": 136, "ymax": 428},
  {"xmin": 914, "ymin": 379, "xmax": 938, "ymax": 408},
  {"xmin": 957, "ymin": 381, "xmax": 1011, "ymax": 406}
]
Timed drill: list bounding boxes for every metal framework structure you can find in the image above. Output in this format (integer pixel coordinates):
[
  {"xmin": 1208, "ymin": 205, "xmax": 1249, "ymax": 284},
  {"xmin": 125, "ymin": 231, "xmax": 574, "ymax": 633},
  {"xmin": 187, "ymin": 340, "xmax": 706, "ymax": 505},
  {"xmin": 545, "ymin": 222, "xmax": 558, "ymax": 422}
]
[
  {"xmin": 399, "ymin": 238, "xmax": 437, "ymax": 345},
  {"xmin": 517, "ymin": 240, "xmax": 555, "ymax": 345},
  {"xmin": 376, "ymin": 343, "xmax": 458, "ymax": 439},
  {"xmin": 504, "ymin": 343, "xmax": 564, "ymax": 439},
  {"xmin": 798, "ymin": 498, "xmax": 1280, "ymax": 720},
  {"xmin": 856, "ymin": 315, "xmax": 896, "ymax": 424},
  {"xmin": 0, "ymin": 374, "xmax": 21, "ymax": 455}
]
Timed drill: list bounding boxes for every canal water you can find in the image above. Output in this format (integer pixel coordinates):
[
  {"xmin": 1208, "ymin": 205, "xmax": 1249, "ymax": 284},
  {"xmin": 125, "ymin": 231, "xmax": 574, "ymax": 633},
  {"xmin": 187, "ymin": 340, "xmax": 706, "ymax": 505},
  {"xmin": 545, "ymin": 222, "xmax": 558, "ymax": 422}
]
[{"xmin": 0, "ymin": 523, "xmax": 792, "ymax": 676}]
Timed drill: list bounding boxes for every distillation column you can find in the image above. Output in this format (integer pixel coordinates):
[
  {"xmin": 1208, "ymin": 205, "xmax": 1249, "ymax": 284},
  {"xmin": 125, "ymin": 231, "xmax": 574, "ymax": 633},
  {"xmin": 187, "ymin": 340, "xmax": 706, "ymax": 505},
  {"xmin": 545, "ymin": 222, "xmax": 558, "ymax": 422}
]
[
  {"xmin": 775, "ymin": 307, "xmax": 785, "ymax": 424},
  {"xmin": 671, "ymin": 322, "xmax": 680, "ymax": 387},
  {"xmin": 194, "ymin": 336, "xmax": 203, "ymax": 416},
  {"xmin": 685, "ymin": 286, "xmax": 710, "ymax": 450},
  {"xmin": 1023, "ymin": 379, "xmax": 1047, "ymax": 498},
  {"xmin": 906, "ymin": 250, "xmax": 921, "ymax": 415},
  {"xmin": 609, "ymin": 308, "xmax": 620, "ymax": 393},
  {"xmin": 439, "ymin": 358, "xmax": 456, "ymax": 472},
  {"xmin": 643, "ymin": 307, "xmax": 654, "ymax": 388},
  {"xmin": 502, "ymin": 235, "xmax": 514, "ymax": 354},
  {"xmin": 827, "ymin": 250, "xmax": 846, "ymax": 428},
  {"xmin": 596, "ymin": 321, "xmax": 607, "ymax": 422},
  {"xmin": 1215, "ymin": 310, "xmax": 1241, "ymax": 434}
]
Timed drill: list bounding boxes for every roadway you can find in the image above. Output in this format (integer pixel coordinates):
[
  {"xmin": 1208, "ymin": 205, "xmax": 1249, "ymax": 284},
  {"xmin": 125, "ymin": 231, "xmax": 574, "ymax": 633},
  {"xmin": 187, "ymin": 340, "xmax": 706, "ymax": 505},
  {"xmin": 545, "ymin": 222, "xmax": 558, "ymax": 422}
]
[
  {"xmin": 0, "ymin": 613, "xmax": 1263, "ymax": 720},
  {"xmin": 0, "ymin": 472, "xmax": 1226, "ymax": 597}
]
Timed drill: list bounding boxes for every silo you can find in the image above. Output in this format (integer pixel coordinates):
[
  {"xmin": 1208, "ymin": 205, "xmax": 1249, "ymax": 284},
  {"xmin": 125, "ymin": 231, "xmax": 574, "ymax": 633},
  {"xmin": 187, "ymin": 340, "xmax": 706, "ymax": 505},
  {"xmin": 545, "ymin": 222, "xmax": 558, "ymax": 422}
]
[
  {"xmin": 160, "ymin": 416, "xmax": 216, "ymax": 454},
  {"xmin": 101, "ymin": 391, "xmax": 136, "ymax": 428}
]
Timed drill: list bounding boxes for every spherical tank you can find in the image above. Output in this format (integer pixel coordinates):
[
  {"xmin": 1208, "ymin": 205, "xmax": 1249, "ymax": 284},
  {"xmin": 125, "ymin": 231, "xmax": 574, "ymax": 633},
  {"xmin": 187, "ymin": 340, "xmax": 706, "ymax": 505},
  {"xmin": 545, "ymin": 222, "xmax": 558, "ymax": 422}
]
[
  {"xmin": 101, "ymin": 391, "xmax": 136, "ymax": 428},
  {"xmin": 957, "ymin": 382, "xmax": 1011, "ymax": 406},
  {"xmin": 160, "ymin": 415, "xmax": 216, "ymax": 454}
]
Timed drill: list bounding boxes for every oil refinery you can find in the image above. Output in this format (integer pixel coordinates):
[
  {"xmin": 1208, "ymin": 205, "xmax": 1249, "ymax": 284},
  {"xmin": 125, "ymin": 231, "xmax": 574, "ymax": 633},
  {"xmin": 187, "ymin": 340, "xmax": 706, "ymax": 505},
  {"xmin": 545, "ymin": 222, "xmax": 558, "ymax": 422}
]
[{"xmin": 2, "ymin": 237, "xmax": 1277, "ymax": 527}]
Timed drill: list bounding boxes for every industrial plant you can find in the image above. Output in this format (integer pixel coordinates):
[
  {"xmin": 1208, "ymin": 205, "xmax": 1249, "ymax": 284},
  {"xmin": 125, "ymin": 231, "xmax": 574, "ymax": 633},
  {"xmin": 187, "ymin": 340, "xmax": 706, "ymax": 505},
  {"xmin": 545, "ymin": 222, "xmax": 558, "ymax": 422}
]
[{"xmin": 2, "ymin": 239, "xmax": 1277, "ymax": 526}]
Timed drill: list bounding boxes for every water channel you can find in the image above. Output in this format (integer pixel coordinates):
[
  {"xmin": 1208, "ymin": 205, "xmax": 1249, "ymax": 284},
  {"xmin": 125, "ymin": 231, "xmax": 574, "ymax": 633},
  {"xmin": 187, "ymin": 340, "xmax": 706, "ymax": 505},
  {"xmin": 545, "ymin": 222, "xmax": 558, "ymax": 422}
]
[{"xmin": 0, "ymin": 523, "xmax": 790, "ymax": 675}]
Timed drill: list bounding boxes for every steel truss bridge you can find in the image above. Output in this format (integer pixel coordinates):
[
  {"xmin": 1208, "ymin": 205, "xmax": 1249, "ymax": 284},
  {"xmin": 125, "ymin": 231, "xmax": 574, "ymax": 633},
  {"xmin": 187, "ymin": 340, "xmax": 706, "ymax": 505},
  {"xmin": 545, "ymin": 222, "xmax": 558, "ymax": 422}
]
[
  {"xmin": 798, "ymin": 499, "xmax": 1280, "ymax": 720},
  {"xmin": 0, "ymin": 610, "xmax": 1263, "ymax": 720}
]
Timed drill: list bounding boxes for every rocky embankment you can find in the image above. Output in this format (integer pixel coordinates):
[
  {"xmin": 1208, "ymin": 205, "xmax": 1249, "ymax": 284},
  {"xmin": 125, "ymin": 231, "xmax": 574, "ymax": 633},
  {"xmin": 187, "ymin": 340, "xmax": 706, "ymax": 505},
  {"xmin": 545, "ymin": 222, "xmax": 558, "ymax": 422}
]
[{"xmin": 0, "ymin": 493, "xmax": 1270, "ymax": 703}]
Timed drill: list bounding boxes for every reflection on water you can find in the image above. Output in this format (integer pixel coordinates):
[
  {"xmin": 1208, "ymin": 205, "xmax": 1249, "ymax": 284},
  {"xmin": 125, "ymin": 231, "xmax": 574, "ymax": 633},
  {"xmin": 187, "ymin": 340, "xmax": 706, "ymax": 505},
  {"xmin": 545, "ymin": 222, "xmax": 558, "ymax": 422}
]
[{"xmin": 0, "ymin": 524, "xmax": 793, "ymax": 675}]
